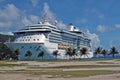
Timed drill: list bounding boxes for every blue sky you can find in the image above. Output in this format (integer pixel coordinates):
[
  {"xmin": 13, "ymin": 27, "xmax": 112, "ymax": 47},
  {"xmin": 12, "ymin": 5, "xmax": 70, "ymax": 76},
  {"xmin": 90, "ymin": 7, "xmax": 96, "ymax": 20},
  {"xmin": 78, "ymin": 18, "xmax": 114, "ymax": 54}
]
[{"xmin": 0, "ymin": 0, "xmax": 120, "ymax": 49}]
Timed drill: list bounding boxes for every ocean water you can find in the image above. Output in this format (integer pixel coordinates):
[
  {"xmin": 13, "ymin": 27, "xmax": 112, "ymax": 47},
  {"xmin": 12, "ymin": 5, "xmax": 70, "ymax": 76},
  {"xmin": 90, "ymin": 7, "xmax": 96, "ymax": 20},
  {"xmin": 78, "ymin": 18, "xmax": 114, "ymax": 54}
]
[{"xmin": 93, "ymin": 54, "xmax": 120, "ymax": 59}]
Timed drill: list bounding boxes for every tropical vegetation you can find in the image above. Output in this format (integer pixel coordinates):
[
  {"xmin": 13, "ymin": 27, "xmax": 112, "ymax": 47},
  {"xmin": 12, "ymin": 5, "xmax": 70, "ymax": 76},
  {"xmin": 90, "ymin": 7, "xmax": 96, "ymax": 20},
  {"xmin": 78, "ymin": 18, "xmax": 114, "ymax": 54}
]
[
  {"xmin": 25, "ymin": 51, "xmax": 32, "ymax": 57},
  {"xmin": 38, "ymin": 51, "xmax": 45, "ymax": 60},
  {"xmin": 0, "ymin": 40, "xmax": 120, "ymax": 60},
  {"xmin": 94, "ymin": 46, "xmax": 119, "ymax": 58},
  {"xmin": 109, "ymin": 46, "xmax": 119, "ymax": 58},
  {"xmin": 80, "ymin": 47, "xmax": 89, "ymax": 58},
  {"xmin": 52, "ymin": 50, "xmax": 59, "ymax": 60}
]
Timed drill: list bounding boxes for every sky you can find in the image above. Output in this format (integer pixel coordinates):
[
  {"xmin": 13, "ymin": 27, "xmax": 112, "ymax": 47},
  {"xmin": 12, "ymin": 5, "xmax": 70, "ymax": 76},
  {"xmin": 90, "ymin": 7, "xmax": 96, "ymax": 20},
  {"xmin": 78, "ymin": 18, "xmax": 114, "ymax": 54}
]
[{"xmin": 0, "ymin": 0, "xmax": 120, "ymax": 50}]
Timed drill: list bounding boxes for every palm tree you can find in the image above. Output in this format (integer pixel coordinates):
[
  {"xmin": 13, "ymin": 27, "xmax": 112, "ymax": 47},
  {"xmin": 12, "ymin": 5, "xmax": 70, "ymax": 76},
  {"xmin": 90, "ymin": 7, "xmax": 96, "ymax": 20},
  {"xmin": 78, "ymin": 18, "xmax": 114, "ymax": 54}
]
[
  {"xmin": 52, "ymin": 50, "xmax": 59, "ymax": 60},
  {"xmin": 72, "ymin": 49, "xmax": 77, "ymax": 60},
  {"xmin": 65, "ymin": 48, "xmax": 73, "ymax": 59},
  {"xmin": 80, "ymin": 47, "xmax": 89, "ymax": 58},
  {"xmin": 109, "ymin": 46, "xmax": 119, "ymax": 58},
  {"xmin": 12, "ymin": 49, "xmax": 20, "ymax": 60},
  {"xmin": 14, "ymin": 49, "xmax": 20, "ymax": 56},
  {"xmin": 0, "ymin": 53, "xmax": 2, "ymax": 60},
  {"xmin": 0, "ymin": 43, "xmax": 13, "ymax": 60},
  {"xmin": 101, "ymin": 49, "xmax": 108, "ymax": 58},
  {"xmin": 25, "ymin": 51, "xmax": 32, "ymax": 57},
  {"xmin": 15, "ymin": 49, "xmax": 20, "ymax": 60},
  {"xmin": 94, "ymin": 47, "xmax": 102, "ymax": 57},
  {"xmin": 38, "ymin": 51, "xmax": 44, "ymax": 60},
  {"xmin": 0, "ymin": 52, "xmax": 6, "ymax": 60}
]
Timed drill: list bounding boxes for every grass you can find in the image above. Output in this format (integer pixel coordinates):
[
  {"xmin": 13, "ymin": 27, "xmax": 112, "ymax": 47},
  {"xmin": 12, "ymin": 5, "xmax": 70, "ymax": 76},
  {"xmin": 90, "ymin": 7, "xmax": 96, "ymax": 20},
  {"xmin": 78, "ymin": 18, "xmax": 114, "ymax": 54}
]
[
  {"xmin": 0, "ymin": 61, "xmax": 28, "ymax": 67},
  {"xmin": 28, "ymin": 64, "xmax": 120, "ymax": 69},
  {"xmin": 26, "ymin": 79, "xmax": 32, "ymax": 80},
  {"xmin": 46, "ymin": 70, "xmax": 118, "ymax": 78},
  {"xmin": 97, "ymin": 62, "xmax": 115, "ymax": 64},
  {"xmin": 115, "ymin": 59, "xmax": 120, "ymax": 61},
  {"xmin": 0, "ymin": 70, "xmax": 119, "ymax": 78},
  {"xmin": 50, "ymin": 65, "xmax": 120, "ymax": 68},
  {"xmin": 35, "ymin": 58, "xmax": 114, "ymax": 62}
]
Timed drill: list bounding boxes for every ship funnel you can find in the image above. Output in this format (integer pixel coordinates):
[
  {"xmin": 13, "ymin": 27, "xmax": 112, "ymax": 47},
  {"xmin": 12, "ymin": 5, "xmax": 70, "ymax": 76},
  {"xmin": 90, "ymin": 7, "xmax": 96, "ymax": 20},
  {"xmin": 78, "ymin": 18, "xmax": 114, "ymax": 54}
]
[{"xmin": 69, "ymin": 23, "xmax": 75, "ymax": 31}]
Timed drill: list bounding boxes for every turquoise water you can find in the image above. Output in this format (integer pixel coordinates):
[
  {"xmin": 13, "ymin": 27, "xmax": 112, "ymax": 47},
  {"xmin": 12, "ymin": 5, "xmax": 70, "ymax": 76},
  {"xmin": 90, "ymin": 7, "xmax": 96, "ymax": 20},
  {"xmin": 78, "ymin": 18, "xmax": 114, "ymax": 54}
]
[{"xmin": 93, "ymin": 54, "xmax": 120, "ymax": 59}]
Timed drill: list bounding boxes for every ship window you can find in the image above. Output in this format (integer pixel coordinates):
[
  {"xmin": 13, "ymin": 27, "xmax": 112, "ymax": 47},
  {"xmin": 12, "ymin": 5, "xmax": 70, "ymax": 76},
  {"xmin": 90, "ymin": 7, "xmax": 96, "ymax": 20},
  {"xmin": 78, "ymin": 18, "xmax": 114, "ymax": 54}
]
[
  {"xmin": 37, "ymin": 39, "xmax": 39, "ymax": 41},
  {"xmin": 28, "ymin": 39, "xmax": 30, "ymax": 41},
  {"xmin": 34, "ymin": 39, "xmax": 36, "ymax": 41}
]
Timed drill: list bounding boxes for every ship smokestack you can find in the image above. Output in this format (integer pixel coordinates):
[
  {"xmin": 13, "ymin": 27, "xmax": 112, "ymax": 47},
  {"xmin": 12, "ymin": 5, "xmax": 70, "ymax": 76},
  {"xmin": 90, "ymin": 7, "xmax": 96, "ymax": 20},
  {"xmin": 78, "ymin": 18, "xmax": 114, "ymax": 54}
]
[{"xmin": 69, "ymin": 23, "xmax": 75, "ymax": 31}]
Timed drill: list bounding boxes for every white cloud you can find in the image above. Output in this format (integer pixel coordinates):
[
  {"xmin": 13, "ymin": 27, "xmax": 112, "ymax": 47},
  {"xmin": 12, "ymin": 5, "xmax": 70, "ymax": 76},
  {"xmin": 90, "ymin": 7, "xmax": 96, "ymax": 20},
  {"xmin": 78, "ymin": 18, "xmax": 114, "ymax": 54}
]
[
  {"xmin": 0, "ymin": 4, "xmax": 20, "ymax": 21},
  {"xmin": 97, "ymin": 25, "xmax": 107, "ymax": 33},
  {"xmin": 30, "ymin": 0, "xmax": 39, "ymax": 7},
  {"xmin": 86, "ymin": 30, "xmax": 100, "ymax": 48},
  {"xmin": 76, "ymin": 18, "xmax": 88, "ymax": 24},
  {"xmin": 98, "ymin": 14, "xmax": 104, "ymax": 19},
  {"xmin": 0, "ymin": 22, "xmax": 12, "ymax": 27},
  {"xmin": 90, "ymin": 9, "xmax": 105, "ymax": 19},
  {"xmin": 22, "ymin": 16, "xmax": 31, "ymax": 25},
  {"xmin": 0, "ymin": 4, "xmax": 20, "ymax": 30},
  {"xmin": 115, "ymin": 24, "xmax": 120, "ymax": 29},
  {"xmin": 22, "ymin": 15, "xmax": 39, "ymax": 25},
  {"xmin": 0, "ymin": 4, "xmax": 40, "ymax": 34},
  {"xmin": 91, "ymin": 8, "xmax": 97, "ymax": 13},
  {"xmin": 42, "ymin": 3, "xmax": 67, "ymax": 29},
  {"xmin": 0, "ymin": 2, "xmax": 67, "ymax": 35},
  {"xmin": 29, "ymin": 15, "xmax": 39, "ymax": 23},
  {"xmin": 109, "ymin": 40, "xmax": 114, "ymax": 48},
  {"xmin": 42, "ymin": 3, "xmax": 56, "ymax": 23},
  {"xmin": 57, "ymin": 21, "xmax": 67, "ymax": 30}
]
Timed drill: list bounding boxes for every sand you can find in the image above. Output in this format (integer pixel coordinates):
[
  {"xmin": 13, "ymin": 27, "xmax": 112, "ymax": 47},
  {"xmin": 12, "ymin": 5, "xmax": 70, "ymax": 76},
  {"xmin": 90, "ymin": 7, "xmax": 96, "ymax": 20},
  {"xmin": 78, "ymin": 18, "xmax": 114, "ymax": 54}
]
[
  {"xmin": 0, "ymin": 59, "xmax": 120, "ymax": 80},
  {"xmin": 0, "ymin": 73, "xmax": 120, "ymax": 80}
]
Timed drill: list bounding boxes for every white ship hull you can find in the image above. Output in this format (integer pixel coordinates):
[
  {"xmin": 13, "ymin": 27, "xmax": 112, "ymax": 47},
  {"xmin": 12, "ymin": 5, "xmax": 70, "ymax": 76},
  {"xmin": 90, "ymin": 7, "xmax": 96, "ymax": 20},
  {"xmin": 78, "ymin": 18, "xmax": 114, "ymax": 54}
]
[{"xmin": 5, "ymin": 41, "xmax": 93, "ymax": 60}]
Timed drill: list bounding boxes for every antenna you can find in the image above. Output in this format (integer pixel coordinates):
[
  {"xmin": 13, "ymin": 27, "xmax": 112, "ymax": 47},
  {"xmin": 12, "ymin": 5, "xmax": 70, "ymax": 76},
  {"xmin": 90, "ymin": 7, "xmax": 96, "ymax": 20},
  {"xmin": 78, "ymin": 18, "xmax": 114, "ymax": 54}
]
[
  {"xmin": 42, "ymin": 13, "xmax": 48, "ymax": 23},
  {"xmin": 54, "ymin": 20, "xmax": 57, "ymax": 26}
]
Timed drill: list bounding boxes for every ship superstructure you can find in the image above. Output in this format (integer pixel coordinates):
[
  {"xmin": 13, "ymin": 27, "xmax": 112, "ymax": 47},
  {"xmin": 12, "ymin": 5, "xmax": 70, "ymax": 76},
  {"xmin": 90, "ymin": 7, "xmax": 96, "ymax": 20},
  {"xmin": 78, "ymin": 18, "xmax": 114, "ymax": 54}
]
[{"xmin": 5, "ymin": 18, "xmax": 93, "ymax": 60}]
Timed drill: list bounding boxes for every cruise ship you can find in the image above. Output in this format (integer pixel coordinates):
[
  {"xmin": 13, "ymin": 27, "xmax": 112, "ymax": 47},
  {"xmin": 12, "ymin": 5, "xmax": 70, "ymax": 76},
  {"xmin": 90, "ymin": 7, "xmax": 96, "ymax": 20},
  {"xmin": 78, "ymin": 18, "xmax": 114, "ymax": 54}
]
[{"xmin": 5, "ymin": 16, "xmax": 93, "ymax": 60}]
